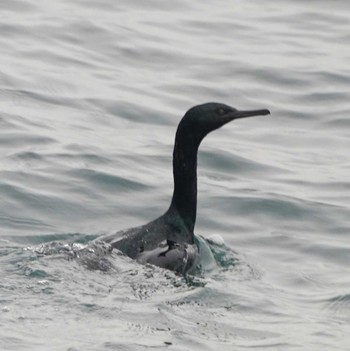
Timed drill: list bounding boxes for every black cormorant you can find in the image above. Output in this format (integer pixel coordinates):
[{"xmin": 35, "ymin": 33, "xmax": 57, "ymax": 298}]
[{"xmin": 100, "ymin": 102, "xmax": 270, "ymax": 274}]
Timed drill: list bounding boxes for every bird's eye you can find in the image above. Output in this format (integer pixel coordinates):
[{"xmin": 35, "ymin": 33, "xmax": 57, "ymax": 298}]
[{"xmin": 218, "ymin": 108, "xmax": 225, "ymax": 115}]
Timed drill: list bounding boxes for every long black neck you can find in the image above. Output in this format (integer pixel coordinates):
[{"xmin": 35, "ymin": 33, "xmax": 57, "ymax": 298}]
[{"xmin": 169, "ymin": 130, "xmax": 200, "ymax": 233}]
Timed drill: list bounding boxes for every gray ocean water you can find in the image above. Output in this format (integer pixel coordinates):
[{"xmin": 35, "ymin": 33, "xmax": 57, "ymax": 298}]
[{"xmin": 1, "ymin": 1, "xmax": 350, "ymax": 350}]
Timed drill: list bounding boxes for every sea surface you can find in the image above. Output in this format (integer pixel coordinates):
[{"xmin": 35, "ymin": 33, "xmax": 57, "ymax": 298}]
[{"xmin": 1, "ymin": 1, "xmax": 350, "ymax": 350}]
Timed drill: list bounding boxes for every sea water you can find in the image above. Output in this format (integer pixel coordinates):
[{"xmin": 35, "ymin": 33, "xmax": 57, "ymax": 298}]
[{"xmin": 1, "ymin": 1, "xmax": 350, "ymax": 350}]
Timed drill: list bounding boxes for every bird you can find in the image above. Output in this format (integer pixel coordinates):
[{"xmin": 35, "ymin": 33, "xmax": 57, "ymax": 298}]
[{"xmin": 99, "ymin": 102, "xmax": 270, "ymax": 274}]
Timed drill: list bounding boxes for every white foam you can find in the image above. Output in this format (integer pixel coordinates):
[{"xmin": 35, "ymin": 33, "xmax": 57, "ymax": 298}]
[{"xmin": 207, "ymin": 234, "xmax": 225, "ymax": 246}]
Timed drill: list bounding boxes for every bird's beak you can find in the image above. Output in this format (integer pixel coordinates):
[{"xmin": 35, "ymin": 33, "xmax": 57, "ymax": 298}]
[
  {"xmin": 230, "ymin": 108, "xmax": 270, "ymax": 120},
  {"xmin": 220, "ymin": 108, "xmax": 270, "ymax": 125}
]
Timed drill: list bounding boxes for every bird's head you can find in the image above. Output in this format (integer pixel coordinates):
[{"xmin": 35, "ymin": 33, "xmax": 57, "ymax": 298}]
[{"xmin": 178, "ymin": 102, "xmax": 270, "ymax": 145}]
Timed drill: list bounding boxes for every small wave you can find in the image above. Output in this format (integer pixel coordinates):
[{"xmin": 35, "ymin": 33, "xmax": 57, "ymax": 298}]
[
  {"xmin": 28, "ymin": 240, "xmax": 115, "ymax": 272},
  {"xmin": 323, "ymin": 293, "xmax": 350, "ymax": 323},
  {"xmin": 67, "ymin": 168, "xmax": 150, "ymax": 193}
]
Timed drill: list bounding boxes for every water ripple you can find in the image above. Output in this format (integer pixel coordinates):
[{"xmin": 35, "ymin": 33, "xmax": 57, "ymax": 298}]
[{"xmin": 1, "ymin": 0, "xmax": 350, "ymax": 350}]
